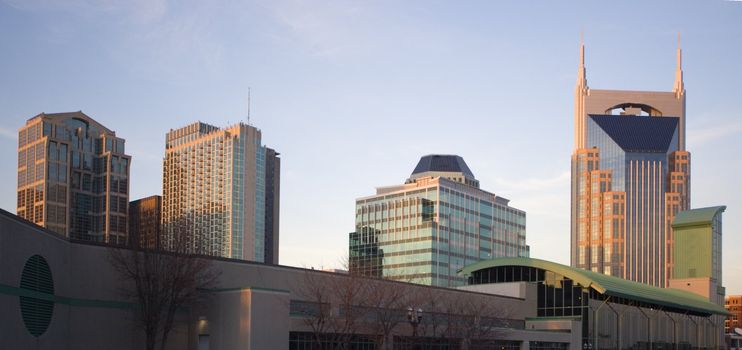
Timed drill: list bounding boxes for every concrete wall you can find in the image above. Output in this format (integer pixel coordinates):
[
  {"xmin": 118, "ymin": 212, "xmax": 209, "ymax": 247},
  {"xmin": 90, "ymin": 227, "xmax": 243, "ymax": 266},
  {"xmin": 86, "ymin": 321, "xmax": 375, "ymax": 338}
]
[
  {"xmin": 204, "ymin": 288, "xmax": 290, "ymax": 350},
  {"xmin": 0, "ymin": 209, "xmax": 571, "ymax": 349}
]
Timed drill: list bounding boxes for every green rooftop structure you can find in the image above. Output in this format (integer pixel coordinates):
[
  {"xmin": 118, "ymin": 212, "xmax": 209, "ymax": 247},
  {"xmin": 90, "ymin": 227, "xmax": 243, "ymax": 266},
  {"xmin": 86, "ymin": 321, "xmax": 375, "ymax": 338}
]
[
  {"xmin": 459, "ymin": 256, "xmax": 729, "ymax": 349},
  {"xmin": 668, "ymin": 206, "xmax": 727, "ymax": 350},
  {"xmin": 671, "ymin": 206, "xmax": 726, "ymax": 282}
]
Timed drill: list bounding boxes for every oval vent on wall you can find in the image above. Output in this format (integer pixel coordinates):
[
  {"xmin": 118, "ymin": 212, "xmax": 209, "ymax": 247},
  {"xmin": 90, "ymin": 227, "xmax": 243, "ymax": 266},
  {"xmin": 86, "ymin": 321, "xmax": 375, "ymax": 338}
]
[{"xmin": 19, "ymin": 254, "xmax": 55, "ymax": 337}]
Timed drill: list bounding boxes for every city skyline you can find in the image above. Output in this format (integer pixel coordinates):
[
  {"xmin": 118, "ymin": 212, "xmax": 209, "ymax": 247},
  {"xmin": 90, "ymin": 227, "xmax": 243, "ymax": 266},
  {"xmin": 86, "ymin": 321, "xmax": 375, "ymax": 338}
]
[{"xmin": 1, "ymin": 1, "xmax": 741, "ymax": 293}]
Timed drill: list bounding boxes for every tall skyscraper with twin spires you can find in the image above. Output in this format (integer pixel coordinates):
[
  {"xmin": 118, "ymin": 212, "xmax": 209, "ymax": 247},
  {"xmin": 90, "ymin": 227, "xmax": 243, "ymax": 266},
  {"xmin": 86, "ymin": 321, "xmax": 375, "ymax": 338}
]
[{"xmin": 570, "ymin": 39, "xmax": 690, "ymax": 287}]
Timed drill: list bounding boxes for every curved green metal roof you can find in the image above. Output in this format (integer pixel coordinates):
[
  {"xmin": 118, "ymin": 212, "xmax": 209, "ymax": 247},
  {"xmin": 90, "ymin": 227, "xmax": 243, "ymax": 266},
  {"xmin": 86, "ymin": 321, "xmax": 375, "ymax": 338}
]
[
  {"xmin": 458, "ymin": 257, "xmax": 729, "ymax": 316},
  {"xmin": 672, "ymin": 206, "xmax": 726, "ymax": 228}
]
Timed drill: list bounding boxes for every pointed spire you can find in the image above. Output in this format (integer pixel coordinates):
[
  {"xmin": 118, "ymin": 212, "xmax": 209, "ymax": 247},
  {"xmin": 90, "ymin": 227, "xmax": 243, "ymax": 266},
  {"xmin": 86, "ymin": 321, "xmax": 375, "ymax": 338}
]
[
  {"xmin": 576, "ymin": 33, "xmax": 587, "ymax": 89},
  {"xmin": 673, "ymin": 33, "xmax": 684, "ymax": 96},
  {"xmin": 580, "ymin": 31, "xmax": 585, "ymax": 66}
]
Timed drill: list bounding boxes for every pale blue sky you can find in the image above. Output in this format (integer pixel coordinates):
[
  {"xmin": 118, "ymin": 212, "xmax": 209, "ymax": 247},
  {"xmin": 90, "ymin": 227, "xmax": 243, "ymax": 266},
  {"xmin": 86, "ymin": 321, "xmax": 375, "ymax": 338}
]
[{"xmin": 1, "ymin": 0, "xmax": 741, "ymax": 292}]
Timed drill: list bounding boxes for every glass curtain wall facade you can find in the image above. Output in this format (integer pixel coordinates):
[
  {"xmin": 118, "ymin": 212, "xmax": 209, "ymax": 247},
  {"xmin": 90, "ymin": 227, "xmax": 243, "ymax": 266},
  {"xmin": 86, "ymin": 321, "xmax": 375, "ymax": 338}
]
[
  {"xmin": 351, "ymin": 155, "xmax": 528, "ymax": 287},
  {"xmin": 17, "ymin": 112, "xmax": 130, "ymax": 244},
  {"xmin": 162, "ymin": 122, "xmax": 279, "ymax": 263},
  {"xmin": 128, "ymin": 195, "xmax": 162, "ymax": 249},
  {"xmin": 467, "ymin": 264, "xmax": 724, "ymax": 349},
  {"xmin": 573, "ymin": 115, "xmax": 688, "ymax": 287},
  {"xmin": 570, "ymin": 42, "xmax": 690, "ymax": 287}
]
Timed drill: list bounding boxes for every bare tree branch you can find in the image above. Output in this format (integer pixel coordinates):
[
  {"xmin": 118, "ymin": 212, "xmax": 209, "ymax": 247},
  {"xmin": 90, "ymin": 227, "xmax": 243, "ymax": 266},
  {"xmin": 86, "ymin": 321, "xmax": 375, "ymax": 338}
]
[{"xmin": 108, "ymin": 231, "xmax": 220, "ymax": 350}]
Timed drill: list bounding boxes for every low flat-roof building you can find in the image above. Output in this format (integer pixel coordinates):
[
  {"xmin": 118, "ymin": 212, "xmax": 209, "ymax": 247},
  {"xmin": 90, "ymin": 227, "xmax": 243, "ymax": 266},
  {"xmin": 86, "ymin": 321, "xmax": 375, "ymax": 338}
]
[
  {"xmin": 1, "ymin": 209, "xmax": 570, "ymax": 350},
  {"xmin": 459, "ymin": 257, "xmax": 730, "ymax": 349}
]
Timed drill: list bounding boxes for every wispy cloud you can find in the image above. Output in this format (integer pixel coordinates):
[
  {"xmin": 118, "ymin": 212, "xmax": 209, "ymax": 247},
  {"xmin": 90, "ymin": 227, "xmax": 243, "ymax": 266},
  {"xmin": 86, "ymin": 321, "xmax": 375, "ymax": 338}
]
[
  {"xmin": 0, "ymin": 126, "xmax": 16, "ymax": 140},
  {"xmin": 3, "ymin": 0, "xmax": 222, "ymax": 82},
  {"xmin": 265, "ymin": 0, "xmax": 371, "ymax": 58},
  {"xmin": 493, "ymin": 171, "xmax": 570, "ymax": 192},
  {"xmin": 2, "ymin": 0, "xmax": 168, "ymax": 23},
  {"xmin": 688, "ymin": 121, "xmax": 742, "ymax": 146},
  {"xmin": 111, "ymin": 9, "xmax": 225, "ymax": 82}
]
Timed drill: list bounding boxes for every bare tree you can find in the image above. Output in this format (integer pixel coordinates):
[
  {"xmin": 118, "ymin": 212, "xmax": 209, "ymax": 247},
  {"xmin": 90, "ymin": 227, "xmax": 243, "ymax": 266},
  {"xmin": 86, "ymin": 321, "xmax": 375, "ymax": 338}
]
[
  {"xmin": 364, "ymin": 279, "xmax": 410, "ymax": 350},
  {"xmin": 295, "ymin": 270, "xmax": 373, "ymax": 349},
  {"xmin": 108, "ymin": 234, "xmax": 219, "ymax": 350},
  {"xmin": 293, "ymin": 272, "xmax": 334, "ymax": 347},
  {"xmin": 412, "ymin": 289, "xmax": 511, "ymax": 350},
  {"xmin": 330, "ymin": 273, "xmax": 371, "ymax": 348},
  {"xmin": 454, "ymin": 296, "xmax": 510, "ymax": 350}
]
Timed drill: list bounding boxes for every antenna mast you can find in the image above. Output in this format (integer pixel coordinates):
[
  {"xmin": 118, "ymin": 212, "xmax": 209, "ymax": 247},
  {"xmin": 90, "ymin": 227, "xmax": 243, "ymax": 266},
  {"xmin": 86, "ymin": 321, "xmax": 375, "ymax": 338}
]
[{"xmin": 247, "ymin": 87, "xmax": 251, "ymax": 126}]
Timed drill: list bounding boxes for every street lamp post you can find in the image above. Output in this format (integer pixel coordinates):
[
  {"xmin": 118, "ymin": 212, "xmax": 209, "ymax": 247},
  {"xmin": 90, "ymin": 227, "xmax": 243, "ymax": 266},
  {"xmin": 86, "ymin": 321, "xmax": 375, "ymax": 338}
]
[{"xmin": 407, "ymin": 306, "xmax": 423, "ymax": 337}]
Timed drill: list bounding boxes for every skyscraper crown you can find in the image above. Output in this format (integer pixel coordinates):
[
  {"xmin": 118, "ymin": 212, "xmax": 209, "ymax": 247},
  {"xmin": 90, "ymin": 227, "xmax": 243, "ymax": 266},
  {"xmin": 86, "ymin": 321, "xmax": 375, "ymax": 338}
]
[{"xmin": 408, "ymin": 154, "xmax": 479, "ymax": 188}]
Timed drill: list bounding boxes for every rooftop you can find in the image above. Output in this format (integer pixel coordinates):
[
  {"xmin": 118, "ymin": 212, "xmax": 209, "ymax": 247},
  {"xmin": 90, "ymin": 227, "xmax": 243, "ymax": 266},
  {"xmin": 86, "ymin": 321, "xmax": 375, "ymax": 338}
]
[
  {"xmin": 459, "ymin": 257, "xmax": 730, "ymax": 316},
  {"xmin": 673, "ymin": 206, "xmax": 726, "ymax": 228},
  {"xmin": 30, "ymin": 111, "xmax": 115, "ymax": 135},
  {"xmin": 589, "ymin": 114, "xmax": 678, "ymax": 153},
  {"xmin": 411, "ymin": 154, "xmax": 475, "ymax": 178}
]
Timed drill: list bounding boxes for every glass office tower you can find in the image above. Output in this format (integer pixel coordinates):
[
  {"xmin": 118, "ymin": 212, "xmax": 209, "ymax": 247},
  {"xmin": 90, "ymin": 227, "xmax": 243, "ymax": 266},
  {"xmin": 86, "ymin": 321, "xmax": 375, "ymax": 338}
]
[
  {"xmin": 570, "ymin": 41, "xmax": 690, "ymax": 287},
  {"xmin": 162, "ymin": 122, "xmax": 280, "ymax": 263},
  {"xmin": 17, "ymin": 112, "xmax": 130, "ymax": 244},
  {"xmin": 350, "ymin": 155, "xmax": 528, "ymax": 287}
]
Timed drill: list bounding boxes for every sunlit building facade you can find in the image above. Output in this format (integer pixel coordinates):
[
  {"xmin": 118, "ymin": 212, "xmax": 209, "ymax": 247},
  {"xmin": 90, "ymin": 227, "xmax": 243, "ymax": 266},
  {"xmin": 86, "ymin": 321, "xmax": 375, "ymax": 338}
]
[
  {"xmin": 570, "ymin": 42, "xmax": 690, "ymax": 287},
  {"xmin": 128, "ymin": 195, "xmax": 162, "ymax": 249},
  {"xmin": 727, "ymin": 295, "xmax": 742, "ymax": 334},
  {"xmin": 351, "ymin": 155, "xmax": 528, "ymax": 287},
  {"xmin": 16, "ymin": 112, "xmax": 130, "ymax": 244},
  {"xmin": 162, "ymin": 122, "xmax": 279, "ymax": 263}
]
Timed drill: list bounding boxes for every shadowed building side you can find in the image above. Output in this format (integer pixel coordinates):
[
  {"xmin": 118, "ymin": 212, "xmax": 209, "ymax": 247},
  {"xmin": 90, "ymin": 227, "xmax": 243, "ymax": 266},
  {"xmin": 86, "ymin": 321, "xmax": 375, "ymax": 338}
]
[{"xmin": 264, "ymin": 148, "xmax": 280, "ymax": 264}]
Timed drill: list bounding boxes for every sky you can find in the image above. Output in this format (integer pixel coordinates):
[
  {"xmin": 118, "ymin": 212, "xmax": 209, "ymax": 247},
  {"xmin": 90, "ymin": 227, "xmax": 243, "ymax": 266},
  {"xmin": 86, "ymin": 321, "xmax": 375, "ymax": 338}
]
[{"xmin": 1, "ymin": 0, "xmax": 741, "ymax": 292}]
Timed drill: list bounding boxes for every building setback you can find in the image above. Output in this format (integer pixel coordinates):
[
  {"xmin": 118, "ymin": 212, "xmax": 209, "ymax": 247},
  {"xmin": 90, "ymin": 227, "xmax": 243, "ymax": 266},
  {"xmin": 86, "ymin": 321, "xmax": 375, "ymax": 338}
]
[
  {"xmin": 161, "ymin": 121, "xmax": 279, "ymax": 263},
  {"xmin": 351, "ymin": 155, "xmax": 528, "ymax": 287},
  {"xmin": 128, "ymin": 195, "xmax": 162, "ymax": 249},
  {"xmin": 16, "ymin": 111, "xmax": 130, "ymax": 244},
  {"xmin": 570, "ymin": 41, "xmax": 690, "ymax": 287}
]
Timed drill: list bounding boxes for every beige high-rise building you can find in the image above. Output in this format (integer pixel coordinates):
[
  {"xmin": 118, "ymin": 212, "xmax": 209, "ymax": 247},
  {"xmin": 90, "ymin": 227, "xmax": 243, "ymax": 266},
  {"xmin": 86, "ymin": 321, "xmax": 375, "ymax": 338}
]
[
  {"xmin": 162, "ymin": 122, "xmax": 280, "ymax": 263},
  {"xmin": 570, "ymin": 40, "xmax": 690, "ymax": 287},
  {"xmin": 16, "ymin": 112, "xmax": 131, "ymax": 244}
]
